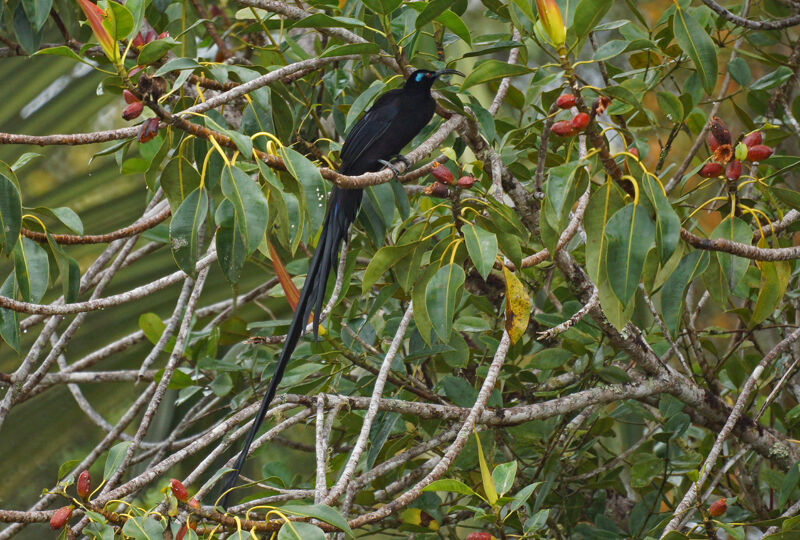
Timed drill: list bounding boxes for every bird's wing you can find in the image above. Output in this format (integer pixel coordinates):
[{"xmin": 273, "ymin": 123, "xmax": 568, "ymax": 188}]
[{"xmin": 339, "ymin": 90, "xmax": 402, "ymax": 173}]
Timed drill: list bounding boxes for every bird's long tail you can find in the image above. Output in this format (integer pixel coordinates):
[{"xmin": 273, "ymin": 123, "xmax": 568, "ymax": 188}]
[{"xmin": 220, "ymin": 186, "xmax": 363, "ymax": 508}]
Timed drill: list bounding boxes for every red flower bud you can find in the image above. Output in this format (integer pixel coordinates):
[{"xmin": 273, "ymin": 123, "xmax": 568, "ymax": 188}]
[
  {"xmin": 708, "ymin": 498, "xmax": 727, "ymax": 517},
  {"xmin": 430, "ymin": 161, "xmax": 454, "ymax": 185},
  {"xmin": 138, "ymin": 118, "xmax": 160, "ymax": 143},
  {"xmin": 699, "ymin": 162, "xmax": 723, "ymax": 178},
  {"xmin": 555, "ymin": 94, "xmax": 576, "ymax": 109},
  {"xmin": 132, "ymin": 32, "xmax": 147, "ymax": 48},
  {"xmin": 158, "ymin": 31, "xmax": 169, "ymax": 39},
  {"xmin": 747, "ymin": 145, "xmax": 773, "ymax": 162},
  {"xmin": 466, "ymin": 533, "xmax": 494, "ymax": 540},
  {"xmin": 742, "ymin": 131, "xmax": 762, "ymax": 148},
  {"xmin": 77, "ymin": 470, "xmax": 92, "ymax": 499},
  {"xmin": 122, "ymin": 101, "xmax": 144, "ymax": 120},
  {"xmin": 457, "ymin": 176, "xmax": 475, "ymax": 188},
  {"xmin": 707, "ymin": 131, "xmax": 720, "ymax": 152},
  {"xmin": 50, "ymin": 506, "xmax": 73, "ymax": 530},
  {"xmin": 170, "ymin": 478, "xmax": 189, "ymax": 502},
  {"xmin": 145, "ymin": 29, "xmax": 157, "ymax": 43},
  {"xmin": 123, "ymin": 89, "xmax": 139, "ymax": 104},
  {"xmin": 709, "ymin": 116, "xmax": 731, "ymax": 145},
  {"xmin": 628, "ymin": 147, "xmax": 639, "ymax": 159},
  {"xmin": 725, "ymin": 160, "xmax": 742, "ymax": 180},
  {"xmin": 551, "ymin": 120, "xmax": 575, "ymax": 136},
  {"xmin": 571, "ymin": 112, "xmax": 590, "ymax": 131}
]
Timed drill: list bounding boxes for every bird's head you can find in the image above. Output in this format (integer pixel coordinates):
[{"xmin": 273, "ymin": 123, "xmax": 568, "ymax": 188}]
[{"xmin": 404, "ymin": 68, "xmax": 463, "ymax": 91}]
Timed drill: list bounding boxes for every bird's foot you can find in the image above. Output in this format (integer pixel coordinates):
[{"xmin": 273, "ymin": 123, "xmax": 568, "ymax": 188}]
[
  {"xmin": 389, "ymin": 154, "xmax": 411, "ymax": 169},
  {"xmin": 378, "ymin": 159, "xmax": 403, "ymax": 179}
]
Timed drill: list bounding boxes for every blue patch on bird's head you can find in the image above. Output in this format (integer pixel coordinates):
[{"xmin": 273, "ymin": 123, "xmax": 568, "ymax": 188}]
[{"xmin": 415, "ymin": 72, "xmax": 425, "ymax": 82}]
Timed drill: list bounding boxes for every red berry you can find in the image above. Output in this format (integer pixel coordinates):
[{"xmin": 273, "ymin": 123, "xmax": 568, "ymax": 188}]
[
  {"xmin": 709, "ymin": 116, "xmax": 731, "ymax": 145},
  {"xmin": 555, "ymin": 94, "xmax": 576, "ymax": 109},
  {"xmin": 742, "ymin": 131, "xmax": 762, "ymax": 148},
  {"xmin": 50, "ymin": 506, "xmax": 73, "ymax": 530},
  {"xmin": 170, "ymin": 478, "xmax": 189, "ymax": 502},
  {"xmin": 466, "ymin": 533, "xmax": 494, "ymax": 540},
  {"xmin": 77, "ymin": 470, "xmax": 92, "ymax": 499},
  {"xmin": 571, "ymin": 112, "xmax": 590, "ymax": 131},
  {"xmin": 747, "ymin": 144, "xmax": 773, "ymax": 162},
  {"xmin": 725, "ymin": 160, "xmax": 742, "ymax": 180},
  {"xmin": 424, "ymin": 181, "xmax": 450, "ymax": 198},
  {"xmin": 158, "ymin": 31, "xmax": 169, "ymax": 39},
  {"xmin": 699, "ymin": 162, "xmax": 723, "ymax": 178},
  {"xmin": 123, "ymin": 90, "xmax": 139, "ymax": 104},
  {"xmin": 708, "ymin": 498, "xmax": 727, "ymax": 517},
  {"xmin": 707, "ymin": 131, "xmax": 720, "ymax": 152},
  {"xmin": 138, "ymin": 118, "xmax": 160, "ymax": 143},
  {"xmin": 457, "ymin": 176, "xmax": 475, "ymax": 188},
  {"xmin": 122, "ymin": 101, "xmax": 144, "ymax": 121},
  {"xmin": 430, "ymin": 161, "xmax": 454, "ymax": 185},
  {"xmin": 188, "ymin": 497, "xmax": 201, "ymax": 509},
  {"xmin": 551, "ymin": 120, "xmax": 575, "ymax": 136}
]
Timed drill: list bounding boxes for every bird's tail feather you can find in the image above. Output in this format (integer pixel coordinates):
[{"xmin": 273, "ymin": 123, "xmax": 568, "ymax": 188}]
[{"xmin": 220, "ymin": 186, "xmax": 362, "ymax": 508}]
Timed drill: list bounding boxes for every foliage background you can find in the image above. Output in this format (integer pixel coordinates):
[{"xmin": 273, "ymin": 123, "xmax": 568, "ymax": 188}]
[{"xmin": 1, "ymin": 0, "xmax": 800, "ymax": 538}]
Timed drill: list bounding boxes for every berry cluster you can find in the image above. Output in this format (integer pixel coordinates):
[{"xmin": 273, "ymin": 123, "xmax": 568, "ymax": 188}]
[
  {"xmin": 550, "ymin": 94, "xmax": 611, "ymax": 137},
  {"xmin": 699, "ymin": 116, "xmax": 773, "ymax": 180},
  {"xmin": 426, "ymin": 161, "xmax": 477, "ymax": 197}
]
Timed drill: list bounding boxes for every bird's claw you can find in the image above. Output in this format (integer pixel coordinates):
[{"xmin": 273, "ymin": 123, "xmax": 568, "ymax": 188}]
[
  {"xmin": 390, "ymin": 154, "xmax": 411, "ymax": 168},
  {"xmin": 378, "ymin": 159, "xmax": 403, "ymax": 179}
]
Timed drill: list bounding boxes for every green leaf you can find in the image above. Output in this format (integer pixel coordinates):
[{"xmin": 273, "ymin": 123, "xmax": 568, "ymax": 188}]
[
  {"xmin": 154, "ymin": 57, "xmax": 201, "ymax": 76},
  {"xmin": 672, "ymin": 6, "xmax": 718, "ymax": 94},
  {"xmin": 13, "ymin": 237, "xmax": 49, "ymax": 303},
  {"xmin": 423, "ymin": 478, "xmax": 478, "ymax": 497},
  {"xmin": 13, "ymin": 2, "xmax": 43, "ymax": 55},
  {"xmin": 362, "ymin": 244, "xmax": 413, "ymax": 293},
  {"xmin": 641, "ymin": 175, "xmax": 679, "ymax": 263},
  {"xmin": 0, "ymin": 174, "xmax": 22, "ymax": 255},
  {"xmin": 137, "ymin": 37, "xmax": 179, "ymax": 65},
  {"xmin": 508, "ymin": 482, "xmax": 542, "ymax": 515},
  {"xmin": 103, "ymin": 441, "xmax": 132, "ymax": 480},
  {"xmin": 752, "ymin": 252, "xmax": 791, "ymax": 326},
  {"xmin": 21, "ymin": 0, "xmax": 52, "ymax": 31},
  {"xmin": 221, "ymin": 166, "xmax": 268, "ymax": 254},
  {"xmin": 492, "ymin": 461, "xmax": 517, "ymax": 497},
  {"xmin": 121, "ymin": 516, "xmax": 165, "ymax": 540},
  {"xmin": 426, "ymin": 263, "xmax": 465, "ymax": 342},
  {"xmin": 10, "ymin": 152, "xmax": 41, "ymax": 171},
  {"xmin": 462, "ymin": 223, "xmax": 497, "ymax": 281},
  {"xmin": 33, "ymin": 45, "xmax": 94, "ymax": 65},
  {"xmin": 215, "ymin": 199, "xmax": 246, "ymax": 284},
  {"xmin": 345, "ymin": 80, "xmax": 385, "ymax": 132},
  {"xmin": 529, "ymin": 348, "xmax": 572, "ymax": 369},
  {"xmin": 711, "ymin": 217, "xmax": 751, "ymax": 291},
  {"xmin": 277, "ymin": 522, "xmax": 325, "ymax": 540},
  {"xmin": 475, "ymin": 432, "xmax": 498, "ymax": 505},
  {"xmin": 572, "ymin": 0, "xmax": 612, "ymax": 38},
  {"xmin": 656, "ymin": 91, "xmax": 684, "ymax": 122},
  {"xmin": 585, "ymin": 182, "xmax": 626, "ymax": 284},
  {"xmin": 460, "ymin": 60, "xmax": 532, "ymax": 91},
  {"xmin": 280, "ymin": 504, "xmax": 354, "ymax": 538},
  {"xmin": 415, "ymin": 0, "xmax": 456, "ymax": 30},
  {"xmin": 161, "ymin": 156, "xmax": 201, "ymax": 213},
  {"xmin": 660, "ymin": 250, "xmax": 709, "ymax": 336},
  {"xmin": 592, "ymin": 40, "xmax": 627, "ymax": 61},
  {"xmin": 0, "ymin": 274, "xmax": 20, "ymax": 352},
  {"xmin": 104, "ymin": 0, "xmax": 134, "ymax": 40},
  {"xmin": 170, "ymin": 186, "xmax": 208, "ymax": 275},
  {"xmin": 320, "ymin": 43, "xmax": 381, "ymax": 57},
  {"xmin": 279, "ymin": 147, "xmax": 326, "ymax": 236},
  {"xmin": 57, "ymin": 459, "xmax": 81, "ymax": 481},
  {"xmin": 437, "ymin": 10, "xmax": 472, "ymax": 46},
  {"xmin": 605, "ymin": 204, "xmax": 655, "ymax": 304},
  {"xmin": 751, "ymin": 66, "xmax": 793, "ymax": 91},
  {"xmin": 34, "ymin": 206, "xmax": 84, "ymax": 235},
  {"xmin": 728, "ymin": 57, "xmax": 751, "ymax": 86},
  {"xmin": 361, "ymin": 0, "xmax": 402, "ymax": 15},
  {"xmin": 290, "ymin": 14, "xmax": 365, "ymax": 29},
  {"xmin": 412, "ymin": 266, "xmax": 437, "ymax": 344},
  {"xmin": 46, "ymin": 234, "xmax": 80, "ymax": 303},
  {"xmin": 778, "ymin": 462, "xmax": 800, "ymax": 510}
]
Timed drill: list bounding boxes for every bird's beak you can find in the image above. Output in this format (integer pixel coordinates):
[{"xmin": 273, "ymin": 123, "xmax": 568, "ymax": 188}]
[{"xmin": 434, "ymin": 68, "xmax": 464, "ymax": 78}]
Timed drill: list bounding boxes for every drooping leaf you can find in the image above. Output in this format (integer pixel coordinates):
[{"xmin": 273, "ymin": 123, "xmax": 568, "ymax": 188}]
[
  {"xmin": 221, "ymin": 166, "xmax": 268, "ymax": 254},
  {"xmin": 502, "ymin": 265, "xmax": 530, "ymax": 344},
  {"xmin": 641, "ymin": 175, "xmax": 679, "ymax": 263},
  {"xmin": 279, "ymin": 147, "xmax": 326, "ymax": 236},
  {"xmin": 12, "ymin": 236, "xmax": 49, "ymax": 303},
  {"xmin": 423, "ymin": 479, "xmax": 479, "ymax": 497},
  {"xmin": 362, "ymin": 244, "xmax": 414, "ymax": 293},
  {"xmin": 605, "ymin": 204, "xmax": 655, "ymax": 304},
  {"xmin": 672, "ymin": 6, "xmax": 718, "ymax": 94},
  {"xmin": 46, "ymin": 234, "xmax": 80, "ymax": 303},
  {"xmin": 0, "ymin": 175, "xmax": 22, "ymax": 255},
  {"xmin": 0, "ymin": 274, "xmax": 20, "ymax": 352},
  {"xmin": 21, "ymin": 0, "xmax": 52, "ymax": 32},
  {"xmin": 170, "ymin": 186, "xmax": 208, "ymax": 275},
  {"xmin": 474, "ymin": 432, "xmax": 498, "ymax": 505},
  {"xmin": 462, "ymin": 223, "xmax": 497, "ymax": 281},
  {"xmin": 426, "ymin": 263, "xmax": 465, "ymax": 342},
  {"xmin": 215, "ymin": 199, "xmax": 246, "ymax": 284},
  {"xmin": 660, "ymin": 250, "xmax": 709, "ymax": 336},
  {"xmin": 752, "ymin": 245, "xmax": 791, "ymax": 326},
  {"xmin": 711, "ymin": 216, "xmax": 751, "ymax": 291}
]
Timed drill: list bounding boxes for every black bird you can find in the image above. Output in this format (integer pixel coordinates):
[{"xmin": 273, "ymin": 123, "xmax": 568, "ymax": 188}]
[{"xmin": 220, "ymin": 68, "xmax": 462, "ymax": 507}]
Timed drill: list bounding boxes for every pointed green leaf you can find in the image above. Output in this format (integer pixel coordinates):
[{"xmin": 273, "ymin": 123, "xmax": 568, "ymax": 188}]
[
  {"xmin": 215, "ymin": 199, "xmax": 246, "ymax": 284},
  {"xmin": 0, "ymin": 274, "xmax": 20, "ymax": 352},
  {"xmin": 423, "ymin": 479, "xmax": 479, "ymax": 497},
  {"xmin": 46, "ymin": 234, "xmax": 80, "ymax": 303},
  {"xmin": 605, "ymin": 204, "xmax": 655, "ymax": 304},
  {"xmin": 426, "ymin": 263, "xmax": 465, "ymax": 342},
  {"xmin": 585, "ymin": 182, "xmax": 626, "ymax": 283},
  {"xmin": 660, "ymin": 250, "xmax": 709, "ymax": 336},
  {"xmin": 0, "ymin": 174, "xmax": 22, "ymax": 255},
  {"xmin": 170, "ymin": 186, "xmax": 208, "ymax": 274},
  {"xmin": 641, "ymin": 175, "xmax": 679, "ymax": 263},
  {"xmin": 460, "ymin": 60, "xmax": 532, "ymax": 91},
  {"xmin": 752, "ymin": 252, "xmax": 791, "ymax": 326},
  {"xmin": 103, "ymin": 441, "xmax": 132, "ymax": 480},
  {"xmin": 277, "ymin": 522, "xmax": 325, "ymax": 540},
  {"xmin": 280, "ymin": 504, "xmax": 353, "ymax": 538},
  {"xmin": 415, "ymin": 0, "xmax": 455, "ymax": 30},
  {"xmin": 12, "ymin": 237, "xmax": 49, "ymax": 303},
  {"xmin": 672, "ymin": 7, "xmax": 718, "ymax": 94},
  {"xmin": 279, "ymin": 147, "xmax": 326, "ymax": 235},
  {"xmin": 21, "ymin": 0, "xmax": 52, "ymax": 31},
  {"xmin": 492, "ymin": 461, "xmax": 517, "ymax": 497},
  {"xmin": 462, "ymin": 223, "xmax": 497, "ymax": 281},
  {"xmin": 221, "ymin": 166, "xmax": 268, "ymax": 254},
  {"xmin": 572, "ymin": 0, "xmax": 612, "ymax": 38},
  {"xmin": 711, "ymin": 217, "xmax": 751, "ymax": 291},
  {"xmin": 33, "ymin": 206, "xmax": 84, "ymax": 235},
  {"xmin": 362, "ymin": 244, "xmax": 413, "ymax": 293}
]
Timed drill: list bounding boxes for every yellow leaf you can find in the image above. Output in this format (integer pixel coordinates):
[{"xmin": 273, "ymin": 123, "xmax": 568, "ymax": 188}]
[
  {"xmin": 502, "ymin": 265, "xmax": 531, "ymax": 344},
  {"xmin": 474, "ymin": 432, "xmax": 498, "ymax": 506}
]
